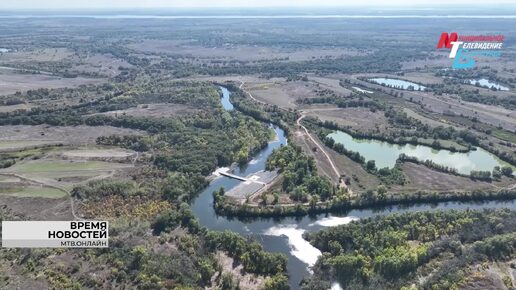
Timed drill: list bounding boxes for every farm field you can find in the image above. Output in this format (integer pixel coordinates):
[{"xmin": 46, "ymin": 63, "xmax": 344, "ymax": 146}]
[
  {"xmin": 0, "ymin": 186, "xmax": 66, "ymax": 198},
  {"xmin": 0, "ymin": 68, "xmax": 103, "ymax": 95},
  {"xmin": 0, "ymin": 125, "xmax": 145, "ymax": 145}
]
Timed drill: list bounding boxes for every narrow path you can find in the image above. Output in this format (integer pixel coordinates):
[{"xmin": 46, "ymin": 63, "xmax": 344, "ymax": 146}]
[
  {"xmin": 239, "ymin": 81, "xmax": 288, "ymax": 112},
  {"xmin": 489, "ymin": 181, "xmax": 516, "ymax": 191},
  {"xmin": 297, "ymin": 114, "xmax": 352, "ymax": 194},
  {"xmin": 239, "ymin": 81, "xmax": 268, "ymax": 106}
]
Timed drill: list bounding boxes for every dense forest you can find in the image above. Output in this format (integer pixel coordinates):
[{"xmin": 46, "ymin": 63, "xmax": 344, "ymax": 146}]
[
  {"xmin": 303, "ymin": 209, "xmax": 516, "ymax": 290},
  {"xmin": 266, "ymin": 144, "xmax": 336, "ymax": 202}
]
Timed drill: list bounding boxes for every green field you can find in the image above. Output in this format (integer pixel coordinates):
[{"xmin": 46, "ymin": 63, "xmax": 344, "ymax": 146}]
[
  {"xmin": 7, "ymin": 160, "xmax": 127, "ymax": 173},
  {"xmin": 0, "ymin": 140, "xmax": 59, "ymax": 151},
  {"xmin": 492, "ymin": 128, "xmax": 516, "ymax": 143},
  {"xmin": 0, "ymin": 186, "xmax": 66, "ymax": 198}
]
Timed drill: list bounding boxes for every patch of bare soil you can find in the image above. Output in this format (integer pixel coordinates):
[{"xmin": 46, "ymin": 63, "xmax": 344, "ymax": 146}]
[
  {"xmin": 401, "ymin": 72, "xmax": 445, "ymax": 84},
  {"xmin": 246, "ymin": 80, "xmax": 316, "ymax": 109},
  {"xmin": 0, "ymin": 69, "xmax": 103, "ymax": 96},
  {"xmin": 61, "ymin": 148, "xmax": 136, "ymax": 159},
  {"xmin": 208, "ymin": 251, "xmax": 265, "ymax": 290},
  {"xmin": 93, "ymin": 103, "xmax": 201, "ymax": 118},
  {"xmin": 305, "ymin": 107, "xmax": 391, "ymax": 132},
  {"xmin": 0, "ymin": 48, "xmax": 74, "ymax": 63},
  {"xmin": 0, "ymin": 196, "xmax": 73, "ymax": 220},
  {"xmin": 0, "ymin": 262, "xmax": 50, "ymax": 290},
  {"xmin": 459, "ymin": 261, "xmax": 516, "ymax": 290},
  {"xmin": 308, "ymin": 76, "xmax": 354, "ymax": 95},
  {"xmin": 0, "ymin": 103, "xmax": 31, "ymax": 113},
  {"xmin": 73, "ymin": 53, "xmax": 132, "ymax": 78}
]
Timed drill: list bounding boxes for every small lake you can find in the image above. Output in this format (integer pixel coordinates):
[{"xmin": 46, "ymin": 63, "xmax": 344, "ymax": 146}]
[
  {"xmin": 220, "ymin": 86, "xmax": 234, "ymax": 110},
  {"xmin": 370, "ymin": 77, "xmax": 426, "ymax": 91},
  {"xmin": 469, "ymin": 78, "xmax": 509, "ymax": 91},
  {"xmin": 328, "ymin": 130, "xmax": 509, "ymax": 174}
]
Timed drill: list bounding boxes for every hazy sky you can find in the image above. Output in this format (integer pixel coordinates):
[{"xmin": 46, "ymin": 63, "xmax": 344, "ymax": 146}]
[{"xmin": 1, "ymin": 0, "xmax": 515, "ymax": 9}]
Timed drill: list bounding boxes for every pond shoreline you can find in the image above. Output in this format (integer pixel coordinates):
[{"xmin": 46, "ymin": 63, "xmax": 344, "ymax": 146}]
[{"xmin": 313, "ymin": 119, "xmax": 472, "ymax": 153}]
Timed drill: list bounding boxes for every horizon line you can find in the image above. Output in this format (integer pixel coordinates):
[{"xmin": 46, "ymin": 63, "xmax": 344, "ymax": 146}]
[{"xmin": 1, "ymin": 4, "xmax": 516, "ymax": 11}]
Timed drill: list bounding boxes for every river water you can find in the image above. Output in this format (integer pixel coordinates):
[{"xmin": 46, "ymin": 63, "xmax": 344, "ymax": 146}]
[{"xmin": 190, "ymin": 86, "xmax": 516, "ymax": 289}]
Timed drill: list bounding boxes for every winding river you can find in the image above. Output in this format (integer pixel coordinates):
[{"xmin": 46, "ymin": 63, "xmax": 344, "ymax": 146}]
[{"xmin": 191, "ymin": 86, "xmax": 516, "ymax": 289}]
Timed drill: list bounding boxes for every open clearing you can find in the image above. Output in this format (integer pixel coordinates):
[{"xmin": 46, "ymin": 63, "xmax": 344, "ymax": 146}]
[
  {"xmin": 0, "ymin": 195, "xmax": 73, "ymax": 220},
  {"xmin": 62, "ymin": 148, "xmax": 136, "ymax": 159},
  {"xmin": 0, "ymin": 69, "xmax": 103, "ymax": 96},
  {"xmin": 0, "ymin": 103, "xmax": 31, "ymax": 113},
  {"xmin": 1, "ymin": 148, "xmax": 135, "ymax": 191},
  {"xmin": 6, "ymin": 160, "xmax": 129, "ymax": 173},
  {"xmin": 2, "ymin": 159, "xmax": 131, "ymax": 190},
  {"xmin": 0, "ymin": 140, "xmax": 62, "ymax": 151},
  {"xmin": 0, "ymin": 145, "xmax": 138, "ymax": 219},
  {"xmin": 73, "ymin": 53, "xmax": 132, "ymax": 77},
  {"xmin": 399, "ymin": 72, "xmax": 444, "ymax": 84},
  {"xmin": 0, "ymin": 176, "xmax": 20, "ymax": 182},
  {"xmin": 0, "ymin": 186, "xmax": 66, "ymax": 198},
  {"xmin": 244, "ymin": 79, "xmax": 318, "ymax": 109},
  {"xmin": 129, "ymin": 39, "xmax": 364, "ymax": 61},
  {"xmin": 399, "ymin": 162, "xmax": 513, "ymax": 192},
  {"xmin": 304, "ymin": 107, "xmax": 391, "ymax": 131},
  {"xmin": 0, "ymin": 49, "xmax": 130, "ymax": 78},
  {"xmin": 308, "ymin": 76, "xmax": 354, "ymax": 96},
  {"xmin": 210, "ymin": 251, "xmax": 265, "ymax": 290},
  {"xmin": 402, "ymin": 107, "xmax": 453, "ymax": 128},
  {"xmin": 0, "ymin": 125, "xmax": 145, "ymax": 145},
  {"xmin": 245, "ymin": 80, "xmax": 316, "ymax": 109},
  {"xmin": 0, "ymin": 48, "xmax": 74, "ymax": 63},
  {"xmin": 94, "ymin": 103, "xmax": 201, "ymax": 118}
]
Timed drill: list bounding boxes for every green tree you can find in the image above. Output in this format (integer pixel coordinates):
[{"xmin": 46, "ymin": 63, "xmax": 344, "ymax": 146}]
[{"xmin": 261, "ymin": 274, "xmax": 289, "ymax": 290}]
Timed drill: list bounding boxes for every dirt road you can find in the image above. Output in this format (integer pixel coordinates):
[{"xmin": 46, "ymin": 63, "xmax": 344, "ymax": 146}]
[
  {"xmin": 239, "ymin": 81, "xmax": 352, "ymax": 194},
  {"xmin": 296, "ymin": 114, "xmax": 352, "ymax": 194}
]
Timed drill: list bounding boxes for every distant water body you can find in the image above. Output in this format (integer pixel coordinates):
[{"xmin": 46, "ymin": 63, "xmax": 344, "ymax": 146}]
[{"xmin": 0, "ymin": 15, "xmax": 515, "ymax": 19}]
